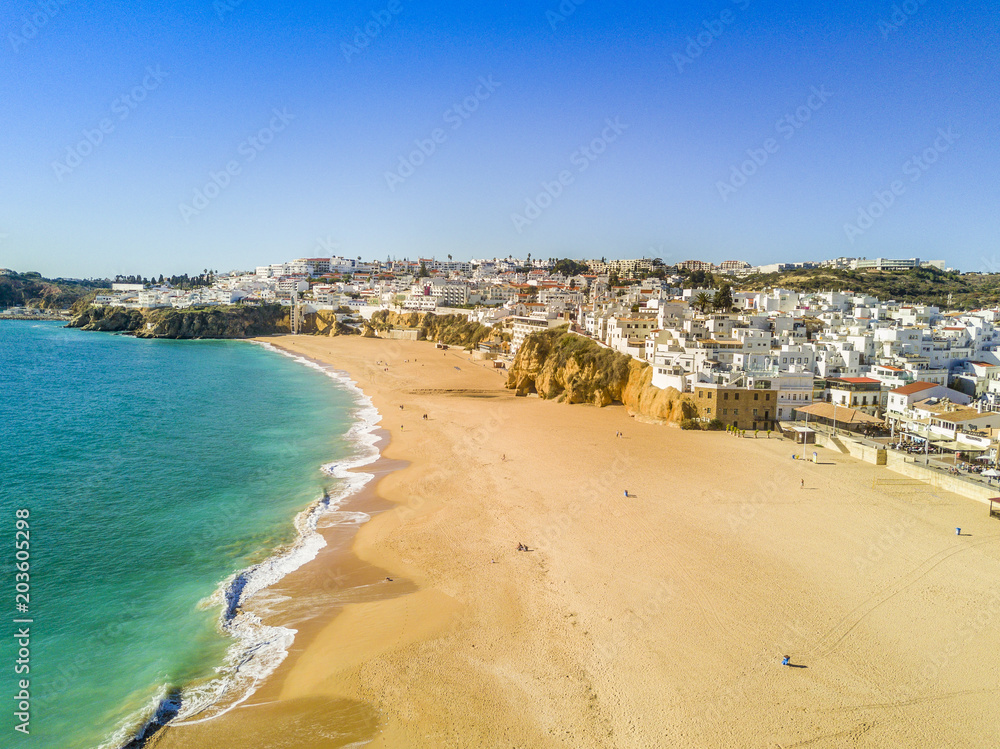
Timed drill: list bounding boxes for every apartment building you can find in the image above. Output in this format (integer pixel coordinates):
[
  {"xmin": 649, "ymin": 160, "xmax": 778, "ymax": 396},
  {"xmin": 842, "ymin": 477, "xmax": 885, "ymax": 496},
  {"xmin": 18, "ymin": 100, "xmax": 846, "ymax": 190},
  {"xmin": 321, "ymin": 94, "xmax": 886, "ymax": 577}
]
[{"xmin": 693, "ymin": 382, "xmax": 777, "ymax": 430}]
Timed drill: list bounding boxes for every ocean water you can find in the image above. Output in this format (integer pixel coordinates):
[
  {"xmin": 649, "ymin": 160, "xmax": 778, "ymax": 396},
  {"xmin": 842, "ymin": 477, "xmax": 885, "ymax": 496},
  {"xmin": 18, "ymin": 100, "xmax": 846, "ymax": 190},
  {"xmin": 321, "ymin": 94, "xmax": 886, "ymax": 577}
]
[{"xmin": 0, "ymin": 322, "xmax": 379, "ymax": 748}]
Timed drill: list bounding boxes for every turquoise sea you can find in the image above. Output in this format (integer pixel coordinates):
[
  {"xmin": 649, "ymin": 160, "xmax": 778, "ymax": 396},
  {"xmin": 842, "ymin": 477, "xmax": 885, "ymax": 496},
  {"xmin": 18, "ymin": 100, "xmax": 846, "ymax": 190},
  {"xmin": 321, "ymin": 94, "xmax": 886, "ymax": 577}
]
[{"xmin": 0, "ymin": 322, "xmax": 378, "ymax": 748}]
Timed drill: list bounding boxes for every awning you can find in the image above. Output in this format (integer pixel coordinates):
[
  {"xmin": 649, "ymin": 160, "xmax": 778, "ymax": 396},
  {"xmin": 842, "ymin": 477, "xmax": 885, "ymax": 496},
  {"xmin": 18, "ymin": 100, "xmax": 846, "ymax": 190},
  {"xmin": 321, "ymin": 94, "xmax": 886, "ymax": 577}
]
[
  {"xmin": 938, "ymin": 441, "xmax": 989, "ymax": 452},
  {"xmin": 793, "ymin": 402, "xmax": 884, "ymax": 425}
]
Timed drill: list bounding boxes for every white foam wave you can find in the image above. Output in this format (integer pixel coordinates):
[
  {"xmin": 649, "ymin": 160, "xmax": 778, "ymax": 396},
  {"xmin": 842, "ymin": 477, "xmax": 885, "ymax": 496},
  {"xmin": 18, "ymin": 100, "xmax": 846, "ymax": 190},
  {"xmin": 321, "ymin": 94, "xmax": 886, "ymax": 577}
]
[{"xmin": 106, "ymin": 340, "xmax": 383, "ymax": 746}]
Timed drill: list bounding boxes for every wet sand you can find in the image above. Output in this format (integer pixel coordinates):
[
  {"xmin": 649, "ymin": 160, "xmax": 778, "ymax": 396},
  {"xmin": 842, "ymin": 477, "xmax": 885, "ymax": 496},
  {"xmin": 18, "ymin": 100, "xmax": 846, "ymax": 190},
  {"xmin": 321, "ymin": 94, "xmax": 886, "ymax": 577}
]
[{"xmin": 151, "ymin": 335, "xmax": 1000, "ymax": 748}]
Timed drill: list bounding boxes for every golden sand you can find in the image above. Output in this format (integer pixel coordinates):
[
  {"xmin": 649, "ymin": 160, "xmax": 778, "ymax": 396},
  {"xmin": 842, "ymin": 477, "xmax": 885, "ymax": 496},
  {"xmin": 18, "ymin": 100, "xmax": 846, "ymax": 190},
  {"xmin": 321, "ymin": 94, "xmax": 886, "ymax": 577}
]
[{"xmin": 151, "ymin": 336, "xmax": 1000, "ymax": 748}]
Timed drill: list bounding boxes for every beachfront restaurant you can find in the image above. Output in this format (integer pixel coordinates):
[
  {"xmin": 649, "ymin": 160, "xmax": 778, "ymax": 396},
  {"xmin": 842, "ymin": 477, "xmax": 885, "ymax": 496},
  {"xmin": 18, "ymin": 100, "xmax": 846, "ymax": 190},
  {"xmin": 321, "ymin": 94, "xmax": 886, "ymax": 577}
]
[
  {"xmin": 892, "ymin": 428, "xmax": 993, "ymax": 464},
  {"xmin": 791, "ymin": 402, "xmax": 885, "ymax": 435}
]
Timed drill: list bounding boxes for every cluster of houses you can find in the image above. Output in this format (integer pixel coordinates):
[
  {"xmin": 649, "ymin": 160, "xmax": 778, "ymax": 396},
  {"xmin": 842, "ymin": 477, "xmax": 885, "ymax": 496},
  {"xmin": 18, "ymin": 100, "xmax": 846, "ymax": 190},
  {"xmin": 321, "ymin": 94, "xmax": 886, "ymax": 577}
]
[
  {"xmin": 579, "ymin": 285, "xmax": 1000, "ymax": 467},
  {"xmin": 88, "ymin": 253, "xmax": 1000, "ymax": 465}
]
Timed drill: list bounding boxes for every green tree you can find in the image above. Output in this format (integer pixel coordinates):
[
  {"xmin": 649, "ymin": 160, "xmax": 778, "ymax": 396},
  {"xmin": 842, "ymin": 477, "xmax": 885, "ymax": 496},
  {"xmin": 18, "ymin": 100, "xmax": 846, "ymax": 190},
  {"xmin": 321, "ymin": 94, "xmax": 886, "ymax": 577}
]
[
  {"xmin": 419, "ymin": 261, "xmax": 428, "ymax": 278},
  {"xmin": 693, "ymin": 292, "xmax": 712, "ymax": 313},
  {"xmin": 553, "ymin": 258, "xmax": 588, "ymax": 276},
  {"xmin": 713, "ymin": 284, "xmax": 734, "ymax": 311}
]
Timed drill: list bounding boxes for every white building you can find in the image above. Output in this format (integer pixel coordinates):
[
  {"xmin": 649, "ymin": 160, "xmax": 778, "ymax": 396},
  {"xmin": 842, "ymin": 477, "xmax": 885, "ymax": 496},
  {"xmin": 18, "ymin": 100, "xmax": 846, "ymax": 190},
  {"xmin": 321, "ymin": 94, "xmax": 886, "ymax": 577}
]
[{"xmin": 511, "ymin": 315, "xmax": 562, "ymax": 354}]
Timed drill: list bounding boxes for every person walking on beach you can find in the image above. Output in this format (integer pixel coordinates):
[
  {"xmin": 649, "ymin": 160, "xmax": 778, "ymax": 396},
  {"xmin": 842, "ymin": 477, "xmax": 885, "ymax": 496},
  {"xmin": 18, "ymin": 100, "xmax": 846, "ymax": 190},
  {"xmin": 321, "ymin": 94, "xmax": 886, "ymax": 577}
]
[
  {"xmin": 782, "ymin": 655, "xmax": 790, "ymax": 666},
  {"xmin": 800, "ymin": 479, "xmax": 804, "ymax": 489}
]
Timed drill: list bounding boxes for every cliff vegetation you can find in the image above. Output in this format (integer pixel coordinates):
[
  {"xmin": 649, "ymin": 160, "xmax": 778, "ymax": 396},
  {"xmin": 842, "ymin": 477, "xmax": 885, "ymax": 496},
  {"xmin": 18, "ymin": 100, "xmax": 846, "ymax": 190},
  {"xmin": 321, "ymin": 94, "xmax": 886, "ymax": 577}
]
[
  {"xmin": 734, "ymin": 266, "xmax": 998, "ymax": 310},
  {"xmin": 69, "ymin": 304, "xmax": 289, "ymax": 338},
  {"xmin": 364, "ymin": 310, "xmax": 509, "ymax": 348},
  {"xmin": 0, "ymin": 272, "xmax": 110, "ymax": 310}
]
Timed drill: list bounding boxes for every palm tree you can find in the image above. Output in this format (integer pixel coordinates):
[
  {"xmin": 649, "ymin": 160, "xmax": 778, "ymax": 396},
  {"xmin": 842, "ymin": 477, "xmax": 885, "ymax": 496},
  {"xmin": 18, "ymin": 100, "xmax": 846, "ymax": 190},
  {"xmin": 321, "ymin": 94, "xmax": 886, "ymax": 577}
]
[{"xmin": 694, "ymin": 292, "xmax": 712, "ymax": 314}]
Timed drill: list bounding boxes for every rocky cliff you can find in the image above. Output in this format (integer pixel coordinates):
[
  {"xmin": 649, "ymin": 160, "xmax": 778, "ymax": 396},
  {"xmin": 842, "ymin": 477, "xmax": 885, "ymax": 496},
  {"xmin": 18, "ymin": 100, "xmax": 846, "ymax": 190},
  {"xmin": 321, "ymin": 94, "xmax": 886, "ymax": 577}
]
[
  {"xmin": 506, "ymin": 327, "xmax": 698, "ymax": 424},
  {"xmin": 365, "ymin": 310, "xmax": 508, "ymax": 348},
  {"xmin": 68, "ymin": 306, "xmax": 146, "ymax": 333},
  {"xmin": 69, "ymin": 304, "xmax": 289, "ymax": 338}
]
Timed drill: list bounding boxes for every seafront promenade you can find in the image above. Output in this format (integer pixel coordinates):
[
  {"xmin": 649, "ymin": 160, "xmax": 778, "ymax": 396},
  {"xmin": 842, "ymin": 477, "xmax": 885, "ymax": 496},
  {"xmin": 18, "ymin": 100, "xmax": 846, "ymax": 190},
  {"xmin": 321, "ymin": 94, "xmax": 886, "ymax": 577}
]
[{"xmin": 153, "ymin": 335, "xmax": 1000, "ymax": 749}]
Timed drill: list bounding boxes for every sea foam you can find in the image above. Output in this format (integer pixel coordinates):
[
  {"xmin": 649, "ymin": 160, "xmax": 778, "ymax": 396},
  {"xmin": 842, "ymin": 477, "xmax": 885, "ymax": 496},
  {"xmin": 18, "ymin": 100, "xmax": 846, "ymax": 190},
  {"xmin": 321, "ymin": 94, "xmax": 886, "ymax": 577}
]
[{"xmin": 106, "ymin": 342, "xmax": 382, "ymax": 746}]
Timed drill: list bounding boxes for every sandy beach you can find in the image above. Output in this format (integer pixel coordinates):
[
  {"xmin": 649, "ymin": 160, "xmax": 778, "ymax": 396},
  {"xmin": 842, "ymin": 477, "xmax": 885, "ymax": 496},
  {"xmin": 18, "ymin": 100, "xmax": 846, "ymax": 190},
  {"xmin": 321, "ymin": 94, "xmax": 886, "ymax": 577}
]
[{"xmin": 151, "ymin": 335, "xmax": 1000, "ymax": 749}]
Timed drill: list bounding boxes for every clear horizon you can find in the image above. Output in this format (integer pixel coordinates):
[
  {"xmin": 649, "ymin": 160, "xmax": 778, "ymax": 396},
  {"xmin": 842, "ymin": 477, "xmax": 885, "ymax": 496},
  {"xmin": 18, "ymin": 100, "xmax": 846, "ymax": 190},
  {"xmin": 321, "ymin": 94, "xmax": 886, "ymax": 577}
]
[{"xmin": 2, "ymin": 0, "xmax": 998, "ymax": 278}]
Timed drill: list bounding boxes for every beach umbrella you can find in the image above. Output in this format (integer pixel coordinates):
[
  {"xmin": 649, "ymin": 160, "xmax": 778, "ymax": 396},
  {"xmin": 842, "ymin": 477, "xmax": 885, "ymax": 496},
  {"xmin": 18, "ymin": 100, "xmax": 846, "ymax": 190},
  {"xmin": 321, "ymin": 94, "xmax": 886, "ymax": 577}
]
[{"xmin": 982, "ymin": 469, "xmax": 1000, "ymax": 478}]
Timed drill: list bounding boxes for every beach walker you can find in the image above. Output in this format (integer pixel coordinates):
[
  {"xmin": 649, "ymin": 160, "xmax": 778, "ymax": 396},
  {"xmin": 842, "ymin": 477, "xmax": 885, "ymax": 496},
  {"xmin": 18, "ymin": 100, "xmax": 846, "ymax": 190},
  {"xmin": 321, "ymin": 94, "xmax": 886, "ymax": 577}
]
[{"xmin": 956, "ymin": 527, "xmax": 961, "ymax": 536}]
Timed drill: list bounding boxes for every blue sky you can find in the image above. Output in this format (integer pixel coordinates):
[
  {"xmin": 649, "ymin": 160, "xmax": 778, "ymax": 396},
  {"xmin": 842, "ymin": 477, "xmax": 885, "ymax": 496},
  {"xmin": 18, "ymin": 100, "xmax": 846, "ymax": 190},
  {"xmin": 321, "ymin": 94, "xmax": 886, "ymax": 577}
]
[{"xmin": 1, "ymin": 0, "xmax": 998, "ymax": 277}]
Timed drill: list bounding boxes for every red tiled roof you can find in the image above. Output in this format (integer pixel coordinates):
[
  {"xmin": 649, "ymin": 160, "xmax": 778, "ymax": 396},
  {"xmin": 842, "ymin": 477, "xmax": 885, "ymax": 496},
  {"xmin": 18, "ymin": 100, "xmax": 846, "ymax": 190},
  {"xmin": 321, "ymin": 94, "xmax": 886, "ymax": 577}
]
[{"xmin": 892, "ymin": 381, "xmax": 938, "ymax": 395}]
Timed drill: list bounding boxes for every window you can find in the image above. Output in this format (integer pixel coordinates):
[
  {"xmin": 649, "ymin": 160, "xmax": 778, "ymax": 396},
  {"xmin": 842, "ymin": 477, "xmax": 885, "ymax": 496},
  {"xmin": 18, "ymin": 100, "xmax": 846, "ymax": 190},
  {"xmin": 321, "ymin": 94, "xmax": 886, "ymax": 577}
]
[
  {"xmin": 753, "ymin": 409, "xmax": 758, "ymax": 417},
  {"xmin": 706, "ymin": 408, "xmax": 712, "ymax": 415},
  {"xmin": 735, "ymin": 393, "xmax": 740, "ymax": 400},
  {"xmin": 754, "ymin": 393, "xmax": 759, "ymax": 401},
  {"xmin": 766, "ymin": 393, "xmax": 771, "ymax": 400},
  {"xmin": 724, "ymin": 393, "xmax": 729, "ymax": 400},
  {"xmin": 734, "ymin": 409, "xmax": 739, "ymax": 415},
  {"xmin": 722, "ymin": 409, "xmax": 727, "ymax": 416}
]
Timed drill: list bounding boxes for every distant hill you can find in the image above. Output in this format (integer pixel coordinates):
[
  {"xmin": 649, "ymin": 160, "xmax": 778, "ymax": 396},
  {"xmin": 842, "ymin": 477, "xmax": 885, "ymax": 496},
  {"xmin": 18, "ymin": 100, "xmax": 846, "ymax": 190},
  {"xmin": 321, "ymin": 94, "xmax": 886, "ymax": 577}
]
[
  {"xmin": 732, "ymin": 267, "xmax": 1000, "ymax": 310},
  {"xmin": 0, "ymin": 271, "xmax": 111, "ymax": 311}
]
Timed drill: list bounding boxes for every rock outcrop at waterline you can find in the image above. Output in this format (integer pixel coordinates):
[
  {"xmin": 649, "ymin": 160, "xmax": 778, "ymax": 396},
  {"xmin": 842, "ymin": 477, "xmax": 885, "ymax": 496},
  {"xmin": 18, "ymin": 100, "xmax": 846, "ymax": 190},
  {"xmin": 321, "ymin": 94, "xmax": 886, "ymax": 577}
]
[
  {"xmin": 69, "ymin": 304, "xmax": 290, "ymax": 338},
  {"xmin": 505, "ymin": 326, "xmax": 699, "ymax": 424}
]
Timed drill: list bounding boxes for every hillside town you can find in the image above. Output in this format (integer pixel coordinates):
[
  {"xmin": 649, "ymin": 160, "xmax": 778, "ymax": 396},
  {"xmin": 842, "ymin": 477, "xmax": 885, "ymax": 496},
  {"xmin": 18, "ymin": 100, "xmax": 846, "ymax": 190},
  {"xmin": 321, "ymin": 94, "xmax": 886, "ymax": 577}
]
[{"xmin": 82, "ymin": 253, "xmax": 1000, "ymax": 474}]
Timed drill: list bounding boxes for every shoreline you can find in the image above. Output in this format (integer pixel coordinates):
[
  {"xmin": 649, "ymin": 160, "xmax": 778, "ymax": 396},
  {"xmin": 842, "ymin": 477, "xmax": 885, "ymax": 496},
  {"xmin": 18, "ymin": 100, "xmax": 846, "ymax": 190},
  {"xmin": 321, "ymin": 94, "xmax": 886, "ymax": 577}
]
[
  {"xmin": 107, "ymin": 338, "xmax": 389, "ymax": 749},
  {"xmin": 151, "ymin": 335, "xmax": 1000, "ymax": 749}
]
